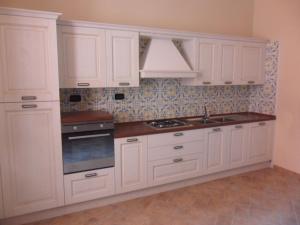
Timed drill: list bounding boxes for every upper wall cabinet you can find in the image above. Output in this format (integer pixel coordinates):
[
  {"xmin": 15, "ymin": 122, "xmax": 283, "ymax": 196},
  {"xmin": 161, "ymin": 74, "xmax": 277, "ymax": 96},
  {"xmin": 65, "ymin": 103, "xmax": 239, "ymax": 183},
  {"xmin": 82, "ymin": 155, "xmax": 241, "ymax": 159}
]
[
  {"xmin": 0, "ymin": 12, "xmax": 60, "ymax": 102},
  {"xmin": 106, "ymin": 30, "xmax": 139, "ymax": 87},
  {"xmin": 58, "ymin": 26, "xmax": 107, "ymax": 88}
]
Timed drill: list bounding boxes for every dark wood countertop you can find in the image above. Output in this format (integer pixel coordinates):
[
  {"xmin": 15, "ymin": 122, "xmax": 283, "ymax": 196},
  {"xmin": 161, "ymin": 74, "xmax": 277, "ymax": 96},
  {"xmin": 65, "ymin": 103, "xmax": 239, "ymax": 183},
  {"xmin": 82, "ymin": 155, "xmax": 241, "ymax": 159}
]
[{"xmin": 114, "ymin": 112, "xmax": 276, "ymax": 138}]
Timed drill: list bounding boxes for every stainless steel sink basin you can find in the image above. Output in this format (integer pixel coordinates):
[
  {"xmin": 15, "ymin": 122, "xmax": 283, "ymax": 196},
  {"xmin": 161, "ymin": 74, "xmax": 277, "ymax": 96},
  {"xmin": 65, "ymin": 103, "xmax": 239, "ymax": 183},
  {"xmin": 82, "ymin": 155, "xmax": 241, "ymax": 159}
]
[{"xmin": 185, "ymin": 116, "xmax": 237, "ymax": 124}]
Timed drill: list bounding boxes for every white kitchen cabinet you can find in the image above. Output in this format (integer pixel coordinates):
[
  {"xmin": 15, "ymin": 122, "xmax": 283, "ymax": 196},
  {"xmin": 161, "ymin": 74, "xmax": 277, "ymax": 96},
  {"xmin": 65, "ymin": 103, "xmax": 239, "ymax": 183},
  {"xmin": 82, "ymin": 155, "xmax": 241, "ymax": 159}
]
[
  {"xmin": 247, "ymin": 121, "xmax": 273, "ymax": 164},
  {"xmin": 0, "ymin": 167, "xmax": 4, "ymax": 219},
  {"xmin": 206, "ymin": 127, "xmax": 229, "ymax": 174},
  {"xmin": 106, "ymin": 30, "xmax": 139, "ymax": 87},
  {"xmin": 0, "ymin": 11, "xmax": 60, "ymax": 102},
  {"xmin": 238, "ymin": 42, "xmax": 265, "ymax": 85},
  {"xmin": 227, "ymin": 124, "xmax": 249, "ymax": 169},
  {"xmin": 0, "ymin": 102, "xmax": 64, "ymax": 217},
  {"xmin": 115, "ymin": 136, "xmax": 147, "ymax": 193},
  {"xmin": 148, "ymin": 153, "xmax": 206, "ymax": 186},
  {"xmin": 58, "ymin": 26, "xmax": 107, "ymax": 88},
  {"xmin": 64, "ymin": 168, "xmax": 115, "ymax": 205}
]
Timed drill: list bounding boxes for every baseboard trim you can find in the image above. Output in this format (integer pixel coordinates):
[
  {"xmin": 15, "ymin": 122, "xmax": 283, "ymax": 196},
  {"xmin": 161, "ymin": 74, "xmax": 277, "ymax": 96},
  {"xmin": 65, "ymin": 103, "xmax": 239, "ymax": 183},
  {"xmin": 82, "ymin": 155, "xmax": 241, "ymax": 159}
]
[{"xmin": 0, "ymin": 162, "xmax": 271, "ymax": 225}]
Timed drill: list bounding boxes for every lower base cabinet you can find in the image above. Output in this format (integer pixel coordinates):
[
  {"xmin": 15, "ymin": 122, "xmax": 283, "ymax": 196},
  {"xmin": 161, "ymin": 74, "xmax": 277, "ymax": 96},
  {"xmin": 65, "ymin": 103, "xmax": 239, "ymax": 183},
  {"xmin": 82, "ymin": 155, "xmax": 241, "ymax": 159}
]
[
  {"xmin": 64, "ymin": 168, "xmax": 115, "ymax": 205},
  {"xmin": 0, "ymin": 168, "xmax": 3, "ymax": 219},
  {"xmin": 115, "ymin": 136, "xmax": 148, "ymax": 193},
  {"xmin": 148, "ymin": 153, "xmax": 206, "ymax": 186}
]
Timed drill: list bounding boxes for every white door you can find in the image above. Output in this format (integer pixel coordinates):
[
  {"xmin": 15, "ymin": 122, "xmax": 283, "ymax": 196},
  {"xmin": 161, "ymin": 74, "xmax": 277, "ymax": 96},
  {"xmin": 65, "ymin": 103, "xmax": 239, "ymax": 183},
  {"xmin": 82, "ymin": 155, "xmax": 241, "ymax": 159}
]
[
  {"xmin": 228, "ymin": 124, "xmax": 249, "ymax": 169},
  {"xmin": 218, "ymin": 41, "xmax": 239, "ymax": 85},
  {"xmin": 0, "ymin": 167, "xmax": 4, "ymax": 219},
  {"xmin": 106, "ymin": 30, "xmax": 139, "ymax": 87},
  {"xmin": 58, "ymin": 26, "xmax": 107, "ymax": 88},
  {"xmin": 238, "ymin": 42, "xmax": 265, "ymax": 85},
  {"xmin": 196, "ymin": 38, "xmax": 219, "ymax": 85},
  {"xmin": 247, "ymin": 121, "xmax": 273, "ymax": 164},
  {"xmin": 0, "ymin": 15, "xmax": 59, "ymax": 102},
  {"xmin": 0, "ymin": 102, "xmax": 64, "ymax": 217},
  {"xmin": 115, "ymin": 136, "xmax": 147, "ymax": 193},
  {"xmin": 206, "ymin": 127, "xmax": 229, "ymax": 174}
]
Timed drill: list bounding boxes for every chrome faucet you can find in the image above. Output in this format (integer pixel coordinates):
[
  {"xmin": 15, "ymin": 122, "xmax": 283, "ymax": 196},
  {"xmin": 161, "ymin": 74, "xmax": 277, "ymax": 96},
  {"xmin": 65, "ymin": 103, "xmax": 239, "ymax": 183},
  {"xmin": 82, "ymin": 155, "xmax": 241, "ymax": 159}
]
[{"xmin": 203, "ymin": 106, "xmax": 210, "ymax": 121}]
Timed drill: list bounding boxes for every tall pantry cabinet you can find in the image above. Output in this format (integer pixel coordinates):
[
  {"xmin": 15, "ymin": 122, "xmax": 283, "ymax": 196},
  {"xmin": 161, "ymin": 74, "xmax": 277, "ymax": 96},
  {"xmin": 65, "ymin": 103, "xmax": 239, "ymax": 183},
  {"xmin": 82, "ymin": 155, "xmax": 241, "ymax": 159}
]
[{"xmin": 0, "ymin": 8, "xmax": 64, "ymax": 218}]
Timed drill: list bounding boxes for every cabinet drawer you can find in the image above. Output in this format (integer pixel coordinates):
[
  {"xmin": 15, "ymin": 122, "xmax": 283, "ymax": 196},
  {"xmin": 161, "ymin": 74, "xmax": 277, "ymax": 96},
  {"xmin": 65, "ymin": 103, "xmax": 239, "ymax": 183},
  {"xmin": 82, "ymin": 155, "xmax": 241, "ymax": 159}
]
[
  {"xmin": 148, "ymin": 129, "xmax": 204, "ymax": 148},
  {"xmin": 64, "ymin": 168, "xmax": 115, "ymax": 205},
  {"xmin": 148, "ymin": 140, "xmax": 205, "ymax": 161},
  {"xmin": 148, "ymin": 153, "xmax": 206, "ymax": 186}
]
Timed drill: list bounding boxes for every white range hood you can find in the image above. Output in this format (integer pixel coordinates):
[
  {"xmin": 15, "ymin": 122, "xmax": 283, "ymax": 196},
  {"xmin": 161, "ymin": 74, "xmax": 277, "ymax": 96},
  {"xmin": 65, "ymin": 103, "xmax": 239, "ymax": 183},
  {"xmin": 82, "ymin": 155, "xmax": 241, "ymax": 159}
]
[{"xmin": 140, "ymin": 38, "xmax": 198, "ymax": 78}]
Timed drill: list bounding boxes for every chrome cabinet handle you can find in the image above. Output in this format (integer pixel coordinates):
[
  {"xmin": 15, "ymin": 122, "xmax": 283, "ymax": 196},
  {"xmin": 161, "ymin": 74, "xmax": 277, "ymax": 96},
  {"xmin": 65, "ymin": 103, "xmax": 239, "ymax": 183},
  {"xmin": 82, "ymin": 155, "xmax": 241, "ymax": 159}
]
[
  {"xmin": 259, "ymin": 122, "xmax": 266, "ymax": 126},
  {"xmin": 77, "ymin": 83, "xmax": 90, "ymax": 87},
  {"xmin": 21, "ymin": 96, "xmax": 37, "ymax": 101},
  {"xmin": 248, "ymin": 81, "xmax": 255, "ymax": 84},
  {"xmin": 85, "ymin": 173, "xmax": 98, "ymax": 178},
  {"xmin": 173, "ymin": 158, "xmax": 183, "ymax": 163},
  {"xmin": 203, "ymin": 81, "xmax": 211, "ymax": 85},
  {"xmin": 68, "ymin": 133, "xmax": 111, "ymax": 140},
  {"xmin": 224, "ymin": 81, "xmax": 232, "ymax": 85},
  {"xmin": 235, "ymin": 125, "xmax": 243, "ymax": 129},
  {"xmin": 119, "ymin": 82, "xmax": 130, "ymax": 86},
  {"xmin": 213, "ymin": 128, "xmax": 221, "ymax": 132},
  {"xmin": 174, "ymin": 145, "xmax": 183, "ymax": 150},
  {"xmin": 22, "ymin": 104, "xmax": 37, "ymax": 109},
  {"xmin": 174, "ymin": 133, "xmax": 184, "ymax": 137},
  {"xmin": 127, "ymin": 138, "xmax": 138, "ymax": 143}
]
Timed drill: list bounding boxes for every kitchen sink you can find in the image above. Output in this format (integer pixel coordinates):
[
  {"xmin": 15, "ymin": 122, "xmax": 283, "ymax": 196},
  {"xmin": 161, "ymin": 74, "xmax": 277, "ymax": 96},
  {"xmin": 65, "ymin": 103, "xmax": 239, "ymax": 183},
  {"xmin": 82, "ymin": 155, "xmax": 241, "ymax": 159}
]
[{"xmin": 185, "ymin": 116, "xmax": 237, "ymax": 124}]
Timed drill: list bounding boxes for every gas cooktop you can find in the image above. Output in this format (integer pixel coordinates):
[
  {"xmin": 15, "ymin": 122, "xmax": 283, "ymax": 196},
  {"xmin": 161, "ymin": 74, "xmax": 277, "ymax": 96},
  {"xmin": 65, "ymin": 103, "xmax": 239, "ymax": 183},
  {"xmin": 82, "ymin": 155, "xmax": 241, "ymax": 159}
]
[{"xmin": 146, "ymin": 119, "xmax": 189, "ymax": 129}]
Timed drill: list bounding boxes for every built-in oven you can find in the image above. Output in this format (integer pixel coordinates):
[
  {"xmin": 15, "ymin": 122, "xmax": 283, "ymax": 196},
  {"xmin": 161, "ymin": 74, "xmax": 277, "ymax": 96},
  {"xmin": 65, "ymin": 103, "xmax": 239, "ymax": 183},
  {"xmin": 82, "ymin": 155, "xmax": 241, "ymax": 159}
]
[{"xmin": 62, "ymin": 121, "xmax": 114, "ymax": 175}]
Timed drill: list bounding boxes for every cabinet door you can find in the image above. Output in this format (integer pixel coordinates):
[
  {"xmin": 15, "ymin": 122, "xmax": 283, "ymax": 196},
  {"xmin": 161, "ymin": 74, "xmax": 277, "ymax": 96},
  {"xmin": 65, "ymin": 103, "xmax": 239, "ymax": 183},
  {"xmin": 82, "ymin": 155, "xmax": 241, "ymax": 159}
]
[
  {"xmin": 64, "ymin": 168, "xmax": 115, "ymax": 205},
  {"xmin": 0, "ymin": 167, "xmax": 4, "ymax": 219},
  {"xmin": 228, "ymin": 124, "xmax": 249, "ymax": 169},
  {"xmin": 0, "ymin": 102, "xmax": 64, "ymax": 217},
  {"xmin": 206, "ymin": 127, "xmax": 229, "ymax": 174},
  {"xmin": 238, "ymin": 42, "xmax": 265, "ymax": 85},
  {"xmin": 247, "ymin": 121, "xmax": 273, "ymax": 164},
  {"xmin": 115, "ymin": 136, "xmax": 147, "ymax": 193},
  {"xmin": 106, "ymin": 30, "xmax": 139, "ymax": 87},
  {"xmin": 0, "ymin": 15, "xmax": 59, "ymax": 102},
  {"xmin": 218, "ymin": 41, "xmax": 239, "ymax": 85},
  {"xmin": 58, "ymin": 26, "xmax": 106, "ymax": 88}
]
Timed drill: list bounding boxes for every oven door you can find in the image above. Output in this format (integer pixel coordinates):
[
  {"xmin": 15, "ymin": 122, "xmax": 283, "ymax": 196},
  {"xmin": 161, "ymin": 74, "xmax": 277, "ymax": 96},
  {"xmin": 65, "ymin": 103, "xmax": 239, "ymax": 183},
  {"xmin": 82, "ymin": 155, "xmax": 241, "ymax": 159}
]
[{"xmin": 62, "ymin": 130, "xmax": 114, "ymax": 174}]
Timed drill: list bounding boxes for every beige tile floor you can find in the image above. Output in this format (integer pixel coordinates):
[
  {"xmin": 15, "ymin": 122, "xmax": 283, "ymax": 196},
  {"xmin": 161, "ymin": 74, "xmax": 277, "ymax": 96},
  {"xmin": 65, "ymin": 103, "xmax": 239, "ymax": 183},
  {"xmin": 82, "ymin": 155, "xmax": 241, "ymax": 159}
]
[{"xmin": 28, "ymin": 167, "xmax": 300, "ymax": 225}]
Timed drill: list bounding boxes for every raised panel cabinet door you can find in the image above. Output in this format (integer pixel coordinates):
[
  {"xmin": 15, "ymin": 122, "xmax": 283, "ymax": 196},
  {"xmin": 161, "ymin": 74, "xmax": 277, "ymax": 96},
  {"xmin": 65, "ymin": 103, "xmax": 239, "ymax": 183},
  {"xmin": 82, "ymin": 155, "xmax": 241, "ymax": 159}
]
[
  {"xmin": 247, "ymin": 122, "xmax": 273, "ymax": 164},
  {"xmin": 58, "ymin": 26, "xmax": 107, "ymax": 88},
  {"xmin": 206, "ymin": 127, "xmax": 229, "ymax": 174},
  {"xmin": 0, "ymin": 102, "xmax": 64, "ymax": 217},
  {"xmin": 106, "ymin": 30, "xmax": 139, "ymax": 87},
  {"xmin": 0, "ymin": 15, "xmax": 60, "ymax": 102},
  {"xmin": 239, "ymin": 42, "xmax": 266, "ymax": 85},
  {"xmin": 0, "ymin": 167, "xmax": 4, "ymax": 219},
  {"xmin": 115, "ymin": 136, "xmax": 147, "ymax": 193},
  {"xmin": 228, "ymin": 124, "xmax": 249, "ymax": 169},
  {"xmin": 218, "ymin": 41, "xmax": 239, "ymax": 85}
]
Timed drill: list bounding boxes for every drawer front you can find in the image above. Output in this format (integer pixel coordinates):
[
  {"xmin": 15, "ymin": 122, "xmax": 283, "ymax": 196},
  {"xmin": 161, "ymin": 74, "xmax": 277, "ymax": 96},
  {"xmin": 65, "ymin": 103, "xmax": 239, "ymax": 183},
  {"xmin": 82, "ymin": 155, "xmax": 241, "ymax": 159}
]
[
  {"xmin": 148, "ymin": 129, "xmax": 204, "ymax": 148},
  {"xmin": 148, "ymin": 140, "xmax": 205, "ymax": 161},
  {"xmin": 148, "ymin": 153, "xmax": 206, "ymax": 186},
  {"xmin": 64, "ymin": 168, "xmax": 115, "ymax": 205}
]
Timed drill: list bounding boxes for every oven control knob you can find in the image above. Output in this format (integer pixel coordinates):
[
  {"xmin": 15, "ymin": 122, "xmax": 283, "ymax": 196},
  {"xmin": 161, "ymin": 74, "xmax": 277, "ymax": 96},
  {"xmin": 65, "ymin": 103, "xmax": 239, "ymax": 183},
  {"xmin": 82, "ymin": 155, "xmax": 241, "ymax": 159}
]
[
  {"xmin": 73, "ymin": 126, "xmax": 78, "ymax": 131},
  {"xmin": 99, "ymin": 124, "xmax": 104, "ymax": 128}
]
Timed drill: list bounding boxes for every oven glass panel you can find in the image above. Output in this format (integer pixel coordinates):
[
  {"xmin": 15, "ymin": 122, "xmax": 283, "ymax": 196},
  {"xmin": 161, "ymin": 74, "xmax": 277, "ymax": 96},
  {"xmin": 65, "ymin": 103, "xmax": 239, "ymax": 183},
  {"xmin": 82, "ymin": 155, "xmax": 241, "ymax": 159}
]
[{"xmin": 62, "ymin": 130, "xmax": 114, "ymax": 174}]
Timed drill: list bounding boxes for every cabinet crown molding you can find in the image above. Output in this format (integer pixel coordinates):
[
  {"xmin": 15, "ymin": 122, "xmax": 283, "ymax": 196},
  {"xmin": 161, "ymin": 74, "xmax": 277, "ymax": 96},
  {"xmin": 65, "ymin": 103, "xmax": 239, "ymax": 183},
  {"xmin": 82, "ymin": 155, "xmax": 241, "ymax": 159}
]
[{"xmin": 0, "ymin": 7, "xmax": 61, "ymax": 19}]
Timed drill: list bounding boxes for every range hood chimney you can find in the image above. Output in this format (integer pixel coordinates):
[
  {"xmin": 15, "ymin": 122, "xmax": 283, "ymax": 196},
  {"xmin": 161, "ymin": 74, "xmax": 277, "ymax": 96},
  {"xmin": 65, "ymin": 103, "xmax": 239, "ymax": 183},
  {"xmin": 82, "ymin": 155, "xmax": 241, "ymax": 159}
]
[{"xmin": 140, "ymin": 37, "xmax": 198, "ymax": 78}]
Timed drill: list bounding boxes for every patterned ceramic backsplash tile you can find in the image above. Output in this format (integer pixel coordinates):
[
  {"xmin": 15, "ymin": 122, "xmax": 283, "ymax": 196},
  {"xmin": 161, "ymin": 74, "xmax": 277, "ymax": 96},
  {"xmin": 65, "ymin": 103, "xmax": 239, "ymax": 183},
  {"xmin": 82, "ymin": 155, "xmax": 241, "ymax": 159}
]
[{"xmin": 60, "ymin": 41, "xmax": 279, "ymax": 123}]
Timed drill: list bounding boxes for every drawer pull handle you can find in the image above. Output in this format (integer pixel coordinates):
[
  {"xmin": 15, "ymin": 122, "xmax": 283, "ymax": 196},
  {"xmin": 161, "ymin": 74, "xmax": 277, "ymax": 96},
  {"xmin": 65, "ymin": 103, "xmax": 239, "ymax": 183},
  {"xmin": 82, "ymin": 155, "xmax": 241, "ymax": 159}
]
[
  {"xmin": 224, "ymin": 81, "xmax": 232, "ymax": 85},
  {"xmin": 21, "ymin": 96, "xmax": 37, "ymax": 101},
  {"xmin": 203, "ymin": 81, "xmax": 211, "ymax": 85},
  {"xmin": 127, "ymin": 138, "xmax": 138, "ymax": 143},
  {"xmin": 213, "ymin": 128, "xmax": 221, "ymax": 132},
  {"xmin": 248, "ymin": 81, "xmax": 255, "ymax": 84},
  {"xmin": 77, "ymin": 83, "xmax": 90, "ymax": 87},
  {"xmin": 22, "ymin": 104, "xmax": 37, "ymax": 109},
  {"xmin": 85, "ymin": 173, "xmax": 98, "ymax": 178},
  {"xmin": 259, "ymin": 122, "xmax": 266, "ymax": 126},
  {"xmin": 174, "ymin": 145, "xmax": 183, "ymax": 150},
  {"xmin": 119, "ymin": 82, "xmax": 130, "ymax": 86},
  {"xmin": 173, "ymin": 158, "xmax": 183, "ymax": 163},
  {"xmin": 235, "ymin": 125, "xmax": 243, "ymax": 129},
  {"xmin": 174, "ymin": 133, "xmax": 184, "ymax": 137}
]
